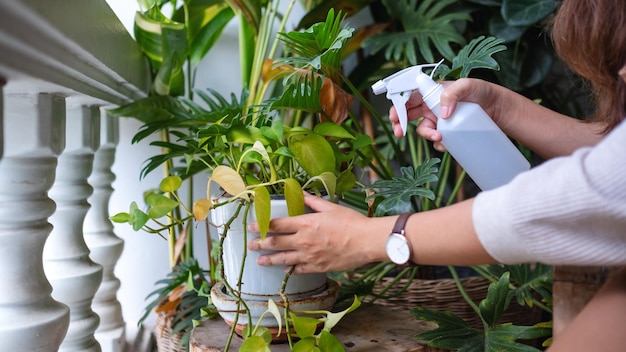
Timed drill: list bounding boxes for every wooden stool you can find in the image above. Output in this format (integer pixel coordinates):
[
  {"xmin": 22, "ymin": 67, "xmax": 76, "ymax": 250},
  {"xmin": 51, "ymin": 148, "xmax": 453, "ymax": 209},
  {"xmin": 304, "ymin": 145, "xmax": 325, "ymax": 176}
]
[{"xmin": 190, "ymin": 303, "xmax": 437, "ymax": 351}]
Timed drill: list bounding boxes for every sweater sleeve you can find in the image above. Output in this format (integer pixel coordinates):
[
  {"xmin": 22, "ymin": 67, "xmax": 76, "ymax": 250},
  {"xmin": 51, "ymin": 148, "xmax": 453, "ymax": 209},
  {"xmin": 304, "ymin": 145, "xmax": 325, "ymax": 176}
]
[{"xmin": 473, "ymin": 120, "xmax": 626, "ymax": 266}]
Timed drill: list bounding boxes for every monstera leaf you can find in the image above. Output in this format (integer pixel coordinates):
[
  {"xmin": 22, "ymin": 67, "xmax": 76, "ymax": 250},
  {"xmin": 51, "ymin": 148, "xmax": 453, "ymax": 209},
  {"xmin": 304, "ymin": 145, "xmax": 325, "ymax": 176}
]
[{"xmin": 365, "ymin": 0, "xmax": 471, "ymax": 64}]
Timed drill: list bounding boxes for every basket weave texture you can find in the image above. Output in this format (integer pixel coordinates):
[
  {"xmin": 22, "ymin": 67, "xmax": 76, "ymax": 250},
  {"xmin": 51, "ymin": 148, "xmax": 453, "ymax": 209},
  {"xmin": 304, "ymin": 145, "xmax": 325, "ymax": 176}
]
[
  {"xmin": 366, "ymin": 275, "xmax": 540, "ymax": 329},
  {"xmin": 154, "ymin": 307, "xmax": 186, "ymax": 352}
]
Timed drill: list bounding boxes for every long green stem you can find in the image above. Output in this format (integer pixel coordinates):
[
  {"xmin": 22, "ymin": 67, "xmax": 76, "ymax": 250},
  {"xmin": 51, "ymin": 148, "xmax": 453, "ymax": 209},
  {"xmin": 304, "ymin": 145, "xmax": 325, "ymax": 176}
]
[{"xmin": 448, "ymin": 266, "xmax": 482, "ymax": 325}]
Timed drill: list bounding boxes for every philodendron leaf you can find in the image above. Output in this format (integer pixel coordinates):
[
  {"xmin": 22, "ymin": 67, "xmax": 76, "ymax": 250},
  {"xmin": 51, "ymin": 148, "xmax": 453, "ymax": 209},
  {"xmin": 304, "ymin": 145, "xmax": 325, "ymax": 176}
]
[
  {"xmin": 479, "ymin": 272, "xmax": 512, "ymax": 327},
  {"xmin": 484, "ymin": 323, "xmax": 552, "ymax": 351},
  {"xmin": 411, "ymin": 307, "xmax": 483, "ymax": 351},
  {"xmin": 192, "ymin": 198, "xmax": 212, "ymax": 221},
  {"xmin": 145, "ymin": 193, "xmax": 179, "ymax": 218},
  {"xmin": 290, "ymin": 133, "xmax": 336, "ymax": 177},
  {"xmin": 209, "ymin": 165, "xmax": 249, "ymax": 201},
  {"xmin": 254, "ymin": 186, "xmax": 271, "ymax": 239},
  {"xmin": 160, "ymin": 175, "xmax": 183, "ymax": 193},
  {"xmin": 365, "ymin": 158, "xmax": 440, "ymax": 216},
  {"xmin": 284, "ymin": 178, "xmax": 304, "ymax": 216},
  {"xmin": 264, "ymin": 300, "xmax": 283, "ymax": 338}
]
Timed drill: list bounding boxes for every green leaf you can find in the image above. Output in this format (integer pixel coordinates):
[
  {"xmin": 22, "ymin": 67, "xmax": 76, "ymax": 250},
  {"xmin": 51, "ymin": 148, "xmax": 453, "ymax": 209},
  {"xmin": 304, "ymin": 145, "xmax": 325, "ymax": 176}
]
[
  {"xmin": 160, "ymin": 175, "xmax": 183, "ymax": 193},
  {"xmin": 447, "ymin": 36, "xmax": 507, "ymax": 79},
  {"xmin": 292, "ymin": 337, "xmax": 320, "ymax": 352},
  {"xmin": 254, "ymin": 186, "xmax": 271, "ymax": 239},
  {"xmin": 485, "ymin": 323, "xmax": 552, "ymax": 351},
  {"xmin": 318, "ymin": 330, "xmax": 344, "ymax": 352},
  {"xmin": 145, "ymin": 193, "xmax": 179, "ymax": 218},
  {"xmin": 336, "ymin": 170, "xmax": 356, "ymax": 195},
  {"xmin": 239, "ymin": 335, "xmax": 271, "ymax": 352},
  {"xmin": 279, "ymin": 8, "xmax": 352, "ymax": 74},
  {"xmin": 479, "ymin": 272, "xmax": 512, "ymax": 327},
  {"xmin": 313, "ymin": 122, "xmax": 355, "ymax": 140},
  {"xmin": 365, "ymin": 159, "xmax": 439, "ymax": 216},
  {"xmin": 129, "ymin": 202, "xmax": 150, "ymax": 231},
  {"xmin": 188, "ymin": 3, "xmax": 235, "ymax": 65},
  {"xmin": 502, "ymin": 0, "xmax": 557, "ymax": 27},
  {"xmin": 289, "ymin": 133, "xmax": 336, "ymax": 177},
  {"xmin": 291, "ymin": 313, "xmax": 320, "ymax": 339},
  {"xmin": 269, "ymin": 74, "xmax": 323, "ymax": 113},
  {"xmin": 134, "ymin": 6, "xmax": 187, "ymax": 70},
  {"xmin": 153, "ymin": 51, "xmax": 185, "ymax": 96},
  {"xmin": 109, "ymin": 212, "xmax": 130, "ymax": 223},
  {"xmin": 411, "ymin": 307, "xmax": 483, "ymax": 351},
  {"xmin": 365, "ymin": 0, "xmax": 471, "ymax": 64},
  {"xmin": 285, "ymin": 178, "xmax": 305, "ymax": 216},
  {"xmin": 107, "ymin": 95, "xmax": 183, "ymax": 124}
]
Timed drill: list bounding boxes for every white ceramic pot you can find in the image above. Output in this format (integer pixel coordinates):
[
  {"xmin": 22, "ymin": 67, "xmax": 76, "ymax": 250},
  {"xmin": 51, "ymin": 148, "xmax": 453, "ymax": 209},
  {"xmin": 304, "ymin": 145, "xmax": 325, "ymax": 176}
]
[
  {"xmin": 210, "ymin": 196, "xmax": 339, "ymax": 334},
  {"xmin": 210, "ymin": 197, "xmax": 328, "ymax": 300}
]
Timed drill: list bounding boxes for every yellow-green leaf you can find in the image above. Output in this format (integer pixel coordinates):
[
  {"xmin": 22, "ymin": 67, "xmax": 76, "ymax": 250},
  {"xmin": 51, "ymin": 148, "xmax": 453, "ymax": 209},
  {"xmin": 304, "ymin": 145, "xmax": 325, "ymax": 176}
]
[
  {"xmin": 210, "ymin": 165, "xmax": 249, "ymax": 201},
  {"xmin": 160, "ymin": 175, "xmax": 182, "ymax": 193},
  {"xmin": 285, "ymin": 178, "xmax": 304, "ymax": 216},
  {"xmin": 289, "ymin": 133, "xmax": 335, "ymax": 177},
  {"xmin": 193, "ymin": 198, "xmax": 213, "ymax": 221},
  {"xmin": 254, "ymin": 186, "xmax": 271, "ymax": 239}
]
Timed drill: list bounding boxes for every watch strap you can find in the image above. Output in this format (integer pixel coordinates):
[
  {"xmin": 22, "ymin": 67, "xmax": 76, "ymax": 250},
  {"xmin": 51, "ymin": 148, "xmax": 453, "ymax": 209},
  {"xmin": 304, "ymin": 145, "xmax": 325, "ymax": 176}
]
[{"xmin": 391, "ymin": 213, "xmax": 412, "ymax": 236}]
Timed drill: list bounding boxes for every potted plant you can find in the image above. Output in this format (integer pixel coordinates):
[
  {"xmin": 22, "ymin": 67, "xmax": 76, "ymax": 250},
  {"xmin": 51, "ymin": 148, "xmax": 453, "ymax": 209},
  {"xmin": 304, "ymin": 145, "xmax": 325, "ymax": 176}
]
[{"xmin": 111, "ymin": 0, "xmax": 374, "ymax": 347}]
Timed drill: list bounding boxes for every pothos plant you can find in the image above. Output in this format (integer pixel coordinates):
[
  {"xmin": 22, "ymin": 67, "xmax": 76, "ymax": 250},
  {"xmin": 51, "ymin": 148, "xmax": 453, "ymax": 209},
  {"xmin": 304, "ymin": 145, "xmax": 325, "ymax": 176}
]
[
  {"xmin": 110, "ymin": 3, "xmax": 373, "ymax": 351},
  {"xmin": 237, "ymin": 296, "xmax": 361, "ymax": 351}
]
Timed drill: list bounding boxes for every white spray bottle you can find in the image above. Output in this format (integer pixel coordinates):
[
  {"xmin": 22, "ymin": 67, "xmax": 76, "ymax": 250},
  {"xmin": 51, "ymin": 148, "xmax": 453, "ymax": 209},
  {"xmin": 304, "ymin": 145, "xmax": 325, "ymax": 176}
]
[{"xmin": 371, "ymin": 63, "xmax": 530, "ymax": 190}]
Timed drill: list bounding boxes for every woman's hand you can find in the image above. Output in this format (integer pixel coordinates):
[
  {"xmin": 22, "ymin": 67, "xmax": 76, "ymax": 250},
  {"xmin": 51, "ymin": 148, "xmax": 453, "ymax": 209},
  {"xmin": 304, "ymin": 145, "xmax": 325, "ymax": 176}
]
[
  {"xmin": 389, "ymin": 78, "xmax": 504, "ymax": 151},
  {"xmin": 247, "ymin": 193, "xmax": 389, "ymax": 274}
]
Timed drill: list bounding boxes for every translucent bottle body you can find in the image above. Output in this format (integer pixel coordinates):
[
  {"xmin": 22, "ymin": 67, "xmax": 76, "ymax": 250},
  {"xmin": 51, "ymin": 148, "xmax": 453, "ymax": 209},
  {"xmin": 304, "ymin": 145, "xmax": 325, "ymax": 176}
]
[{"xmin": 432, "ymin": 101, "xmax": 530, "ymax": 190}]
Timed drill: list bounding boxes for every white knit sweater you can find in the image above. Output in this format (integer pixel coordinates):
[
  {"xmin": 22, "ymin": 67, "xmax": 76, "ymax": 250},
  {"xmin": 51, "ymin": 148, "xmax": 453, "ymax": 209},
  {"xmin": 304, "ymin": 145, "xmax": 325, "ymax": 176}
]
[{"xmin": 473, "ymin": 119, "xmax": 626, "ymax": 266}]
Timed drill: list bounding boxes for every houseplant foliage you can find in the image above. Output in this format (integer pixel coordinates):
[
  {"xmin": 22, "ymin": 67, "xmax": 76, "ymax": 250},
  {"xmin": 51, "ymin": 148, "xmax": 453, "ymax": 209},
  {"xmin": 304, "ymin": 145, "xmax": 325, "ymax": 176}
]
[
  {"xmin": 110, "ymin": 1, "xmax": 373, "ymax": 350},
  {"xmin": 109, "ymin": 0, "xmax": 575, "ymax": 350}
]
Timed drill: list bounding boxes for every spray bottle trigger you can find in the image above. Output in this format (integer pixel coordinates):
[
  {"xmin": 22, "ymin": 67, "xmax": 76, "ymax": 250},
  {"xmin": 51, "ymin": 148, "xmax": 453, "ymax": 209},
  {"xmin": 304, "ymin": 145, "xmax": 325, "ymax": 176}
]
[{"xmin": 389, "ymin": 91, "xmax": 411, "ymax": 136}]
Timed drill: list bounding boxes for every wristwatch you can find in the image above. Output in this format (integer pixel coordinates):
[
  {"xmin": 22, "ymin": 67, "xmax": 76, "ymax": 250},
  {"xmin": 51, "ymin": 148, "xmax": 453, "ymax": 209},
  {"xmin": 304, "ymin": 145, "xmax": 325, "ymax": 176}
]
[{"xmin": 386, "ymin": 213, "xmax": 413, "ymax": 265}]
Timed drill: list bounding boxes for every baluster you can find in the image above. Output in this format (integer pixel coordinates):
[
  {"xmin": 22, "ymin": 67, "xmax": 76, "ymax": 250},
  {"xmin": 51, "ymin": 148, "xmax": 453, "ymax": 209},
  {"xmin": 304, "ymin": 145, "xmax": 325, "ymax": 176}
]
[
  {"xmin": 0, "ymin": 92, "xmax": 69, "ymax": 351},
  {"xmin": 44, "ymin": 101, "xmax": 102, "ymax": 352},
  {"xmin": 84, "ymin": 110, "xmax": 126, "ymax": 352}
]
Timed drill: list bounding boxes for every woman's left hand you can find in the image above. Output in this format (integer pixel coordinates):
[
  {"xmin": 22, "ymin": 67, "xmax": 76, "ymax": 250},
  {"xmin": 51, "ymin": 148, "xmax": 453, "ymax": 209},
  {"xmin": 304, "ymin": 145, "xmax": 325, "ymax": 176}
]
[{"xmin": 247, "ymin": 193, "xmax": 389, "ymax": 274}]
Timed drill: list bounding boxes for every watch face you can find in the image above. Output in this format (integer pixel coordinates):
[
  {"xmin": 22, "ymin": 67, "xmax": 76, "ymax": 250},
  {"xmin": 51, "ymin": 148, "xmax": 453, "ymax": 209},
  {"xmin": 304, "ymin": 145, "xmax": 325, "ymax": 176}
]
[{"xmin": 386, "ymin": 233, "xmax": 411, "ymax": 265}]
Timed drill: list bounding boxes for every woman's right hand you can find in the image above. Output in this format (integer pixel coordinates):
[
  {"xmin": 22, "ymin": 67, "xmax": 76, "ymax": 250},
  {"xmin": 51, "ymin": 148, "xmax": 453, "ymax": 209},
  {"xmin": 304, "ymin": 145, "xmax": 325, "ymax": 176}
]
[{"xmin": 389, "ymin": 78, "xmax": 504, "ymax": 151}]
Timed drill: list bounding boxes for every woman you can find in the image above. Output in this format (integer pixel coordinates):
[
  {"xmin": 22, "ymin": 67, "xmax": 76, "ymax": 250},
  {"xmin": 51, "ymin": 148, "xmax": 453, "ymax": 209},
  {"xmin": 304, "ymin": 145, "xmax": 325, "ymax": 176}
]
[{"xmin": 248, "ymin": 1, "xmax": 626, "ymax": 350}]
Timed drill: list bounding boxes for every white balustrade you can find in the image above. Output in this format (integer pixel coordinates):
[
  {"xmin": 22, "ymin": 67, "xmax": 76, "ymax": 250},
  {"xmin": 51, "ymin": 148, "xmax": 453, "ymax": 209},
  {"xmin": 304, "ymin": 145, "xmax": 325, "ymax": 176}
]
[
  {"xmin": 85, "ymin": 111, "xmax": 126, "ymax": 352},
  {"xmin": 0, "ymin": 1, "xmax": 150, "ymax": 350},
  {"xmin": 44, "ymin": 101, "xmax": 103, "ymax": 352},
  {"xmin": 0, "ymin": 92, "xmax": 70, "ymax": 351}
]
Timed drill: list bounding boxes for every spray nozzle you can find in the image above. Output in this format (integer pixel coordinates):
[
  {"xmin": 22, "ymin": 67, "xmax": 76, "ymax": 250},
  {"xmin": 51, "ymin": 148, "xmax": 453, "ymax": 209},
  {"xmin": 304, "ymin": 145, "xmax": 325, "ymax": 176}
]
[{"xmin": 371, "ymin": 60, "xmax": 444, "ymax": 136}]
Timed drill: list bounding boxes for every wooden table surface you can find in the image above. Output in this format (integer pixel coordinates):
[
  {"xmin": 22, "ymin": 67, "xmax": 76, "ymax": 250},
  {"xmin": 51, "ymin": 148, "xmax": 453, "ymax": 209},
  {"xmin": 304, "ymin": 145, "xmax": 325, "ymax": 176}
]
[{"xmin": 190, "ymin": 303, "xmax": 438, "ymax": 351}]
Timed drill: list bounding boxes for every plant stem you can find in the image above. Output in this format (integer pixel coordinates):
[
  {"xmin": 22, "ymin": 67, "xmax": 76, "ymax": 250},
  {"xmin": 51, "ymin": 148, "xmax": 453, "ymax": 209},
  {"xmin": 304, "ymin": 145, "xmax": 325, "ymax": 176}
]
[
  {"xmin": 280, "ymin": 265, "xmax": 296, "ymax": 348},
  {"xmin": 447, "ymin": 266, "xmax": 482, "ymax": 326}
]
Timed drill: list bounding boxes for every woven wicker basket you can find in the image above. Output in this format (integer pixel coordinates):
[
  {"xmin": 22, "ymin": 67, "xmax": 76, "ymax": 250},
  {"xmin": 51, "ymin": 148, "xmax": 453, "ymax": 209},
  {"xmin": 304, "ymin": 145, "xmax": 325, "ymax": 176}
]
[
  {"xmin": 153, "ymin": 305, "xmax": 186, "ymax": 352},
  {"xmin": 365, "ymin": 275, "xmax": 541, "ymax": 329}
]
